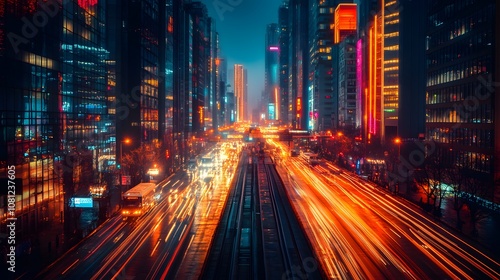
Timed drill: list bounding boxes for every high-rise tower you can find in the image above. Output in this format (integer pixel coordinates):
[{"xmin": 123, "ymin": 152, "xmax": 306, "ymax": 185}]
[
  {"xmin": 265, "ymin": 23, "xmax": 280, "ymax": 121},
  {"xmin": 234, "ymin": 64, "xmax": 247, "ymax": 122}
]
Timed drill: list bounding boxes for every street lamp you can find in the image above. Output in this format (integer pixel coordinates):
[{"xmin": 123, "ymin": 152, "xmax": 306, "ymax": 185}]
[
  {"xmin": 119, "ymin": 138, "xmax": 131, "ymax": 167},
  {"xmin": 119, "ymin": 138, "xmax": 131, "ymax": 193},
  {"xmin": 393, "ymin": 137, "xmax": 402, "ymax": 193},
  {"xmin": 394, "ymin": 137, "xmax": 401, "ymax": 159}
]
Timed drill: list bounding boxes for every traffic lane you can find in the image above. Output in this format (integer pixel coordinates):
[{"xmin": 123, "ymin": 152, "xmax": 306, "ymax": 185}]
[
  {"xmin": 332, "ymin": 169, "xmax": 500, "ymax": 278},
  {"xmin": 38, "ymin": 173, "xmax": 191, "ymax": 279},
  {"xmin": 95, "ymin": 185, "xmax": 196, "ymax": 279},
  {"xmin": 284, "ymin": 158, "xmax": 448, "ymax": 279},
  {"xmin": 35, "ymin": 215, "xmax": 130, "ymax": 279}
]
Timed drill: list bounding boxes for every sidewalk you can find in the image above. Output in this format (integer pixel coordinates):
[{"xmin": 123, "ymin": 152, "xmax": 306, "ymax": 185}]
[{"xmin": 401, "ymin": 188, "xmax": 500, "ymax": 258}]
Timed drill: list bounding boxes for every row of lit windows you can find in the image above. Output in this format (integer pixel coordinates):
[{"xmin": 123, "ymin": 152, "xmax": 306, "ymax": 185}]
[
  {"xmin": 427, "ymin": 56, "xmax": 492, "ymax": 87},
  {"xmin": 427, "ymin": 31, "xmax": 492, "ymax": 67},
  {"xmin": 384, "ymin": 95, "xmax": 398, "ymax": 102},
  {"xmin": 385, "ymin": 102, "xmax": 398, "ymax": 109},
  {"xmin": 319, "ymin": 47, "xmax": 332, "ymax": 53},
  {"xmin": 427, "ymin": 6, "xmax": 493, "ymax": 49},
  {"xmin": 141, "ymin": 95, "xmax": 159, "ymax": 109},
  {"xmin": 385, "ymin": 0, "xmax": 397, "ymax": 7},
  {"xmin": 437, "ymin": 148, "xmax": 493, "ymax": 174},
  {"xmin": 385, "ymin": 19, "xmax": 399, "ymax": 25},
  {"xmin": 428, "ymin": 127, "xmax": 493, "ymax": 150},
  {"xmin": 426, "ymin": 103, "xmax": 492, "ymax": 124},
  {"xmin": 384, "ymin": 45, "xmax": 399, "ymax": 51},
  {"xmin": 427, "ymin": 81, "xmax": 493, "ymax": 105},
  {"xmin": 384, "ymin": 59, "xmax": 399, "ymax": 64},
  {"xmin": 384, "ymin": 32, "xmax": 399, "ymax": 38},
  {"xmin": 384, "ymin": 66, "xmax": 399, "ymax": 72},
  {"xmin": 430, "ymin": 0, "xmax": 490, "ymax": 24},
  {"xmin": 455, "ymin": 151, "xmax": 492, "ymax": 173},
  {"xmin": 385, "ymin": 12, "xmax": 399, "ymax": 19}
]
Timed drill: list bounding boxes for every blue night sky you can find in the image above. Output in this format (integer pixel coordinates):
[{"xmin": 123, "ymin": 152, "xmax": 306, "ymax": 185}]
[{"xmin": 201, "ymin": 0, "xmax": 283, "ymax": 113}]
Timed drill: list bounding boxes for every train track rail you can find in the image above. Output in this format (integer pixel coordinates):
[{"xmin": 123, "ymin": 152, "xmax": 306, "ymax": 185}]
[{"xmin": 202, "ymin": 151, "xmax": 321, "ymax": 279}]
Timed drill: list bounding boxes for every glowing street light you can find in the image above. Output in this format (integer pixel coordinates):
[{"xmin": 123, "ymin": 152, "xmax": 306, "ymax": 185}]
[
  {"xmin": 394, "ymin": 137, "xmax": 402, "ymax": 160},
  {"xmin": 119, "ymin": 138, "xmax": 131, "ymax": 193}
]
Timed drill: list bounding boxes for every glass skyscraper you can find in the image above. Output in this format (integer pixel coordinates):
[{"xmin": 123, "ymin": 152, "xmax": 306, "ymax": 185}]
[
  {"xmin": 0, "ymin": 0, "xmax": 111, "ymax": 238},
  {"xmin": 426, "ymin": 0, "xmax": 498, "ymax": 201}
]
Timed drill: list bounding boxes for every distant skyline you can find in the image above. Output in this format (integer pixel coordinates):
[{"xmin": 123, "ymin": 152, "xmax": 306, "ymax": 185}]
[{"xmin": 201, "ymin": 0, "xmax": 283, "ymax": 115}]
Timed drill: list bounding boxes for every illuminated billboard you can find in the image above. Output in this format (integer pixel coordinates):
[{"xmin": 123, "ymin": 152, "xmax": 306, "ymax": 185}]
[
  {"xmin": 69, "ymin": 197, "xmax": 94, "ymax": 208},
  {"xmin": 268, "ymin": 103, "xmax": 276, "ymax": 120}
]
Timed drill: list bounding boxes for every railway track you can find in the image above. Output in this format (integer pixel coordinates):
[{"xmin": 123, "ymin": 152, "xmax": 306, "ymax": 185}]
[
  {"xmin": 202, "ymin": 151, "xmax": 321, "ymax": 279},
  {"xmin": 201, "ymin": 151, "xmax": 261, "ymax": 279}
]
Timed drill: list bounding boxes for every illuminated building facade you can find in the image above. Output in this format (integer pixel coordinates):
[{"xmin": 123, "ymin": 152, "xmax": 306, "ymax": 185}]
[
  {"xmin": 354, "ymin": 0, "xmax": 378, "ymax": 143},
  {"xmin": 0, "ymin": 0, "xmax": 111, "ymax": 238},
  {"xmin": 218, "ymin": 57, "xmax": 229, "ymax": 127},
  {"xmin": 278, "ymin": 3, "xmax": 289, "ymax": 124},
  {"xmin": 334, "ymin": 3, "xmax": 357, "ymax": 44},
  {"xmin": 382, "ymin": 0, "xmax": 400, "ymax": 139},
  {"xmin": 186, "ymin": 2, "xmax": 209, "ymax": 135},
  {"xmin": 265, "ymin": 23, "xmax": 280, "ymax": 121},
  {"xmin": 287, "ymin": 0, "xmax": 309, "ymax": 129},
  {"xmin": 173, "ymin": 0, "xmax": 191, "ymax": 168},
  {"xmin": 425, "ymin": 0, "xmax": 499, "ymax": 202},
  {"xmin": 355, "ymin": 0, "xmax": 400, "ymax": 143},
  {"xmin": 309, "ymin": 0, "xmax": 338, "ymax": 132},
  {"xmin": 112, "ymin": 0, "xmax": 165, "ymax": 154},
  {"xmin": 338, "ymin": 34, "xmax": 357, "ymax": 129},
  {"xmin": 365, "ymin": 11, "xmax": 383, "ymax": 144},
  {"xmin": 234, "ymin": 64, "xmax": 247, "ymax": 122},
  {"xmin": 163, "ymin": 0, "xmax": 175, "ymax": 172},
  {"xmin": 333, "ymin": 3, "xmax": 357, "ymax": 133},
  {"xmin": 207, "ymin": 18, "xmax": 218, "ymax": 130}
]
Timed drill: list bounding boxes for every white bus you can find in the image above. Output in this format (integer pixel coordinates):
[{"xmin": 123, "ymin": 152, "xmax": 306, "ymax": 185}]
[
  {"xmin": 201, "ymin": 155, "xmax": 214, "ymax": 170},
  {"xmin": 122, "ymin": 182, "xmax": 158, "ymax": 218},
  {"xmin": 303, "ymin": 153, "xmax": 320, "ymax": 166}
]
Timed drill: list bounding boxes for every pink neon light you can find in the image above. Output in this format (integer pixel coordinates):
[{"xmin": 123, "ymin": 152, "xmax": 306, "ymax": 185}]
[
  {"xmin": 269, "ymin": 46, "xmax": 279, "ymax": 51},
  {"xmin": 356, "ymin": 39, "xmax": 362, "ymax": 130}
]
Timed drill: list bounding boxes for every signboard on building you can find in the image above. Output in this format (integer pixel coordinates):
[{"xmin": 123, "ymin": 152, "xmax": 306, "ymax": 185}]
[
  {"xmin": 122, "ymin": 175, "xmax": 131, "ymax": 186},
  {"xmin": 69, "ymin": 197, "xmax": 93, "ymax": 208}
]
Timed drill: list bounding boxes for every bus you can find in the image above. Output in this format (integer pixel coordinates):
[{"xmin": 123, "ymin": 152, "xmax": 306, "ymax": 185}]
[
  {"xmin": 303, "ymin": 153, "xmax": 320, "ymax": 166},
  {"xmin": 187, "ymin": 157, "xmax": 200, "ymax": 174},
  {"xmin": 122, "ymin": 182, "xmax": 158, "ymax": 218},
  {"xmin": 201, "ymin": 155, "xmax": 214, "ymax": 169}
]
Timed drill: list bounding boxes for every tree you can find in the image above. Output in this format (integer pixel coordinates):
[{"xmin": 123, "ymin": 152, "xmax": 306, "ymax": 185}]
[
  {"xmin": 413, "ymin": 150, "xmax": 447, "ymax": 215},
  {"xmin": 446, "ymin": 161, "xmax": 494, "ymax": 236},
  {"xmin": 461, "ymin": 175, "xmax": 493, "ymax": 236},
  {"xmin": 446, "ymin": 166, "xmax": 469, "ymax": 230},
  {"xmin": 121, "ymin": 143, "xmax": 163, "ymax": 186}
]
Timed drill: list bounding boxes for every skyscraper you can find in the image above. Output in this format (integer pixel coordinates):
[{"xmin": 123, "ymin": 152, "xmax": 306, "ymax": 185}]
[
  {"xmin": 425, "ymin": 0, "xmax": 499, "ymax": 202},
  {"xmin": 173, "ymin": 0, "xmax": 192, "ymax": 166},
  {"xmin": 186, "ymin": 1, "xmax": 210, "ymax": 135},
  {"xmin": 265, "ymin": 23, "xmax": 280, "ymax": 121},
  {"xmin": 287, "ymin": 0, "xmax": 309, "ymax": 130},
  {"xmin": 110, "ymin": 0, "xmax": 166, "ymax": 154},
  {"xmin": 234, "ymin": 64, "xmax": 247, "ymax": 122},
  {"xmin": 308, "ymin": 0, "xmax": 339, "ymax": 132},
  {"xmin": 1, "ymin": 0, "xmax": 111, "ymax": 237},
  {"xmin": 382, "ymin": 0, "xmax": 400, "ymax": 140},
  {"xmin": 333, "ymin": 3, "xmax": 357, "ymax": 134},
  {"xmin": 278, "ymin": 2, "xmax": 289, "ymax": 124},
  {"xmin": 338, "ymin": 34, "xmax": 357, "ymax": 130}
]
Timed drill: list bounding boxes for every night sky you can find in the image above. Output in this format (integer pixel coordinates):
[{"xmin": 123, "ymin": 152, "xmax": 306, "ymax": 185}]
[{"xmin": 201, "ymin": 0, "xmax": 283, "ymax": 114}]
